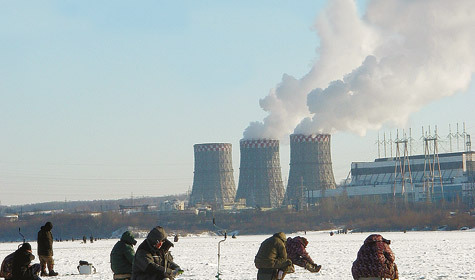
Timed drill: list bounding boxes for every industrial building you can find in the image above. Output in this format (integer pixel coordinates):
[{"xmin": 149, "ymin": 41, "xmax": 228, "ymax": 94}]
[
  {"xmin": 189, "ymin": 143, "xmax": 237, "ymax": 209},
  {"xmin": 235, "ymin": 139, "xmax": 285, "ymax": 208},
  {"xmin": 305, "ymin": 151, "xmax": 475, "ymax": 205},
  {"xmin": 285, "ymin": 134, "xmax": 336, "ymax": 207}
]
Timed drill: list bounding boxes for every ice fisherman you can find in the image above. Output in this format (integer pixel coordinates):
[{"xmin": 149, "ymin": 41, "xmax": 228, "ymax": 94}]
[
  {"xmin": 131, "ymin": 226, "xmax": 183, "ymax": 280},
  {"xmin": 351, "ymin": 234, "xmax": 399, "ymax": 280},
  {"xmin": 37, "ymin": 222, "xmax": 58, "ymax": 276},
  {"xmin": 254, "ymin": 232, "xmax": 294, "ymax": 280},
  {"xmin": 12, "ymin": 243, "xmax": 42, "ymax": 280},
  {"xmin": 285, "ymin": 236, "xmax": 321, "ymax": 273},
  {"xmin": 110, "ymin": 231, "xmax": 137, "ymax": 280}
]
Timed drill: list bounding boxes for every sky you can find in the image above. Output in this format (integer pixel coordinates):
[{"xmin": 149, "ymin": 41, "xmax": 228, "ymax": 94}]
[{"xmin": 1, "ymin": 0, "xmax": 475, "ymax": 206}]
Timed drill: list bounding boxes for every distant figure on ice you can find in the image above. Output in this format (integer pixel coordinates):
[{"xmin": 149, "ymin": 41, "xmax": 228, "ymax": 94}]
[
  {"xmin": 132, "ymin": 226, "xmax": 183, "ymax": 280},
  {"xmin": 82, "ymin": 236, "xmax": 87, "ymax": 243},
  {"xmin": 37, "ymin": 222, "xmax": 58, "ymax": 276},
  {"xmin": 351, "ymin": 234, "xmax": 399, "ymax": 280},
  {"xmin": 12, "ymin": 242, "xmax": 42, "ymax": 280},
  {"xmin": 286, "ymin": 236, "xmax": 321, "ymax": 273},
  {"xmin": 254, "ymin": 232, "xmax": 294, "ymax": 280},
  {"xmin": 110, "ymin": 231, "xmax": 137, "ymax": 280}
]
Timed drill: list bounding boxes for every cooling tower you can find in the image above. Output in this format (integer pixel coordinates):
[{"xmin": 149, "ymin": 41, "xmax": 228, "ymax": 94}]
[
  {"xmin": 285, "ymin": 134, "xmax": 336, "ymax": 203},
  {"xmin": 236, "ymin": 139, "xmax": 285, "ymax": 208},
  {"xmin": 189, "ymin": 143, "xmax": 237, "ymax": 209}
]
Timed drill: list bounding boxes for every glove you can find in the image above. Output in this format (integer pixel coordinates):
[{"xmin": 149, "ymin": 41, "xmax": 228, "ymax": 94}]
[
  {"xmin": 170, "ymin": 268, "xmax": 184, "ymax": 277},
  {"xmin": 305, "ymin": 263, "xmax": 321, "ymax": 273}
]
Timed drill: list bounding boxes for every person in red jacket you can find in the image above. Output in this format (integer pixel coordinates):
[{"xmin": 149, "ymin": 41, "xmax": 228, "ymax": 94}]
[
  {"xmin": 351, "ymin": 234, "xmax": 399, "ymax": 280},
  {"xmin": 285, "ymin": 236, "xmax": 321, "ymax": 273}
]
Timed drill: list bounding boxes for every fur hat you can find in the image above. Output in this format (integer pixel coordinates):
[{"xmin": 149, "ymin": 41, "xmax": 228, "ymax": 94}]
[
  {"xmin": 147, "ymin": 226, "xmax": 167, "ymax": 245},
  {"xmin": 161, "ymin": 239, "xmax": 174, "ymax": 252},
  {"xmin": 21, "ymin": 242, "xmax": 32, "ymax": 251}
]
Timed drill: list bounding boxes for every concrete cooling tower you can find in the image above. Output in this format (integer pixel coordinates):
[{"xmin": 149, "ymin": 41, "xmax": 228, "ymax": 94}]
[
  {"xmin": 189, "ymin": 143, "xmax": 236, "ymax": 209},
  {"xmin": 236, "ymin": 139, "xmax": 285, "ymax": 208},
  {"xmin": 285, "ymin": 134, "xmax": 336, "ymax": 204}
]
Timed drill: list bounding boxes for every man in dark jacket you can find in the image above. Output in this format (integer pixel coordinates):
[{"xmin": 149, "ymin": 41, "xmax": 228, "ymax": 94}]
[
  {"xmin": 157, "ymin": 239, "xmax": 182, "ymax": 279},
  {"xmin": 132, "ymin": 226, "xmax": 182, "ymax": 280},
  {"xmin": 286, "ymin": 236, "xmax": 321, "ymax": 273},
  {"xmin": 12, "ymin": 243, "xmax": 41, "ymax": 280},
  {"xmin": 37, "ymin": 222, "xmax": 57, "ymax": 276},
  {"xmin": 254, "ymin": 232, "xmax": 294, "ymax": 280},
  {"xmin": 351, "ymin": 234, "xmax": 399, "ymax": 280},
  {"xmin": 110, "ymin": 231, "xmax": 137, "ymax": 280}
]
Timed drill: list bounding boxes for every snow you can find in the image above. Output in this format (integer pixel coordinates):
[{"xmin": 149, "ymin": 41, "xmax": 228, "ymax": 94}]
[{"xmin": 1, "ymin": 231, "xmax": 474, "ymax": 280}]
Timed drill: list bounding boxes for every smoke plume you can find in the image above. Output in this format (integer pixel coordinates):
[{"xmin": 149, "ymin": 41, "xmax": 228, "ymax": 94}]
[{"xmin": 244, "ymin": 0, "xmax": 475, "ymax": 139}]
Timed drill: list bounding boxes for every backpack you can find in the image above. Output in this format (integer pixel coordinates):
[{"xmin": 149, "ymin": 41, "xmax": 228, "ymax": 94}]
[{"xmin": 0, "ymin": 252, "xmax": 14, "ymax": 279}]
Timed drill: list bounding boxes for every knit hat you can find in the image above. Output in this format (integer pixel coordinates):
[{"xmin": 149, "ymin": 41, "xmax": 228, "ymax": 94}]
[{"xmin": 146, "ymin": 226, "xmax": 167, "ymax": 245}]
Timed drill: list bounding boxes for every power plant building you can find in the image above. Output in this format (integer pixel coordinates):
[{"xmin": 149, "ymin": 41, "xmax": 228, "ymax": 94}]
[
  {"xmin": 306, "ymin": 151, "xmax": 475, "ymax": 204},
  {"xmin": 285, "ymin": 134, "xmax": 337, "ymax": 206},
  {"xmin": 236, "ymin": 139, "xmax": 285, "ymax": 208},
  {"xmin": 189, "ymin": 143, "xmax": 237, "ymax": 209}
]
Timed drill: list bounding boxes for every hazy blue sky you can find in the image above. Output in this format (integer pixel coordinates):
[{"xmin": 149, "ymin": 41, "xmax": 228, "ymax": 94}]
[{"xmin": 1, "ymin": 0, "xmax": 474, "ymax": 206}]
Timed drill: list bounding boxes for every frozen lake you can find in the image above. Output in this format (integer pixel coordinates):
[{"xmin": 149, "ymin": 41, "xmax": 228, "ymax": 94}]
[{"xmin": 1, "ymin": 230, "xmax": 474, "ymax": 280}]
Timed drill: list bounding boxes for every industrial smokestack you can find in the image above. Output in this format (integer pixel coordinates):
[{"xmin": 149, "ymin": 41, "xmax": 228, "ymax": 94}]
[
  {"xmin": 236, "ymin": 139, "xmax": 285, "ymax": 208},
  {"xmin": 285, "ymin": 134, "xmax": 336, "ymax": 204},
  {"xmin": 189, "ymin": 143, "xmax": 237, "ymax": 209}
]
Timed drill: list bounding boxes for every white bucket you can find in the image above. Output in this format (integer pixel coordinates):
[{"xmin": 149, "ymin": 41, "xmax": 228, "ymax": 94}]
[{"xmin": 78, "ymin": 264, "xmax": 96, "ymax": 275}]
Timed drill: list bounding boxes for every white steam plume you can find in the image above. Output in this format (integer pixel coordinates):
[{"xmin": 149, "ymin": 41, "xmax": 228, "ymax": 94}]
[
  {"xmin": 244, "ymin": 0, "xmax": 475, "ymax": 139},
  {"xmin": 296, "ymin": 0, "xmax": 475, "ymax": 135},
  {"xmin": 243, "ymin": 0, "xmax": 376, "ymax": 140}
]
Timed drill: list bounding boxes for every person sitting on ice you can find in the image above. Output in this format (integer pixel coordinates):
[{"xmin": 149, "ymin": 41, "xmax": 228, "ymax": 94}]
[
  {"xmin": 285, "ymin": 236, "xmax": 321, "ymax": 273},
  {"xmin": 132, "ymin": 226, "xmax": 183, "ymax": 280},
  {"xmin": 351, "ymin": 234, "xmax": 399, "ymax": 280},
  {"xmin": 254, "ymin": 232, "xmax": 294, "ymax": 280},
  {"xmin": 110, "ymin": 231, "xmax": 137, "ymax": 280},
  {"xmin": 157, "ymin": 238, "xmax": 182, "ymax": 279},
  {"xmin": 12, "ymin": 243, "xmax": 42, "ymax": 280}
]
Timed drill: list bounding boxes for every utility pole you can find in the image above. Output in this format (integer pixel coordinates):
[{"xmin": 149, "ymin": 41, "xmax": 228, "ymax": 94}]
[
  {"xmin": 423, "ymin": 130, "xmax": 444, "ymax": 202},
  {"xmin": 394, "ymin": 130, "xmax": 413, "ymax": 200}
]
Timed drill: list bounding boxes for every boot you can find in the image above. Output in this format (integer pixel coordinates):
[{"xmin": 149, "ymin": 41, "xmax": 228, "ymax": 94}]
[
  {"xmin": 41, "ymin": 266, "xmax": 48, "ymax": 277},
  {"xmin": 49, "ymin": 270, "xmax": 58, "ymax": 276}
]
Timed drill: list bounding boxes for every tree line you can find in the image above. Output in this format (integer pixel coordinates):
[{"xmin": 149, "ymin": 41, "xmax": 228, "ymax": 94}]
[{"xmin": 1, "ymin": 195, "xmax": 473, "ymax": 242}]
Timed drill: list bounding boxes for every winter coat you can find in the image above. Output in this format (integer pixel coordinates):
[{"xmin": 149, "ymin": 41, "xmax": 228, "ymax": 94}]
[
  {"xmin": 37, "ymin": 224, "xmax": 53, "ymax": 256},
  {"xmin": 254, "ymin": 232, "xmax": 290, "ymax": 269},
  {"xmin": 286, "ymin": 236, "xmax": 314, "ymax": 268},
  {"xmin": 11, "ymin": 247, "xmax": 35, "ymax": 280},
  {"xmin": 351, "ymin": 234, "xmax": 399, "ymax": 280},
  {"xmin": 110, "ymin": 231, "xmax": 137, "ymax": 274},
  {"xmin": 131, "ymin": 239, "xmax": 179, "ymax": 280}
]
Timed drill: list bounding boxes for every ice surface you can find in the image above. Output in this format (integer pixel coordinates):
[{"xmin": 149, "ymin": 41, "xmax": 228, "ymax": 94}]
[{"xmin": 1, "ymin": 231, "xmax": 474, "ymax": 280}]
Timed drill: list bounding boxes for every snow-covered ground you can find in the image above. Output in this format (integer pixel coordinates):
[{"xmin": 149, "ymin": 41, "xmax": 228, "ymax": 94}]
[{"xmin": 1, "ymin": 230, "xmax": 474, "ymax": 280}]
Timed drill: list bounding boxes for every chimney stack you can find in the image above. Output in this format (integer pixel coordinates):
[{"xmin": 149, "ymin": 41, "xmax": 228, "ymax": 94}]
[
  {"xmin": 285, "ymin": 134, "xmax": 336, "ymax": 204},
  {"xmin": 189, "ymin": 143, "xmax": 236, "ymax": 209},
  {"xmin": 236, "ymin": 139, "xmax": 285, "ymax": 208}
]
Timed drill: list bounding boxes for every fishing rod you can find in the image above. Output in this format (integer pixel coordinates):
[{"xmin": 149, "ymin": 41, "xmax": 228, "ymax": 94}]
[
  {"xmin": 213, "ymin": 218, "xmax": 227, "ymax": 280},
  {"xmin": 18, "ymin": 228, "xmax": 25, "ymax": 243}
]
